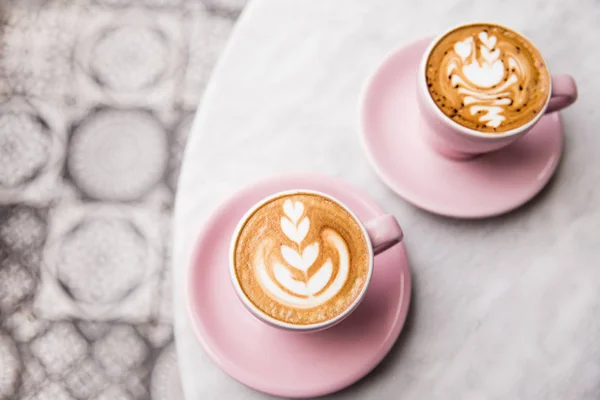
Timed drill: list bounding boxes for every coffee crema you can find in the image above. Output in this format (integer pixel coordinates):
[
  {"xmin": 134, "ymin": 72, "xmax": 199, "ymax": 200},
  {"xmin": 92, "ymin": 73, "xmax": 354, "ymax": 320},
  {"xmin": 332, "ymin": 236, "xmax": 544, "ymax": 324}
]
[
  {"xmin": 425, "ymin": 23, "xmax": 551, "ymax": 133},
  {"xmin": 233, "ymin": 192, "xmax": 370, "ymax": 325}
]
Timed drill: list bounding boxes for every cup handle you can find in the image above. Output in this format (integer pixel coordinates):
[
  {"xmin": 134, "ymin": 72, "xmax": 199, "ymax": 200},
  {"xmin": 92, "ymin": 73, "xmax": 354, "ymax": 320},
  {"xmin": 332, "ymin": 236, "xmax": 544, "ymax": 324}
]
[
  {"xmin": 363, "ymin": 214, "xmax": 403, "ymax": 255},
  {"xmin": 546, "ymin": 74, "xmax": 577, "ymax": 113}
]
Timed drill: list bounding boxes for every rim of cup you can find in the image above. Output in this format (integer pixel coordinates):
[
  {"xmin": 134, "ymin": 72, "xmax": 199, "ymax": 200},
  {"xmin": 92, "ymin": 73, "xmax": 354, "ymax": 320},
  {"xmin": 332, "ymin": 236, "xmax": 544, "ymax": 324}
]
[
  {"xmin": 228, "ymin": 189, "xmax": 375, "ymax": 332},
  {"xmin": 419, "ymin": 21, "xmax": 552, "ymax": 139}
]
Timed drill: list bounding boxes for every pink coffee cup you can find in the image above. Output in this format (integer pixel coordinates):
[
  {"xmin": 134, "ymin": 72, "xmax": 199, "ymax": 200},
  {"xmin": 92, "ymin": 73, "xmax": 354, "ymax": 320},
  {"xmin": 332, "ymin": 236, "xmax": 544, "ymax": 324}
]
[
  {"xmin": 229, "ymin": 190, "xmax": 403, "ymax": 332},
  {"xmin": 416, "ymin": 23, "xmax": 578, "ymax": 160}
]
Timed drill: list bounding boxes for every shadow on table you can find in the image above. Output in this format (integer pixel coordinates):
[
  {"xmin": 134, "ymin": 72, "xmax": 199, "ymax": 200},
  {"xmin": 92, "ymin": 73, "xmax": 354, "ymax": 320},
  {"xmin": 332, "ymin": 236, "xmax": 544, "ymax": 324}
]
[
  {"xmin": 332, "ymin": 161, "xmax": 563, "ymax": 397},
  {"xmin": 330, "ymin": 269, "xmax": 419, "ymax": 398}
]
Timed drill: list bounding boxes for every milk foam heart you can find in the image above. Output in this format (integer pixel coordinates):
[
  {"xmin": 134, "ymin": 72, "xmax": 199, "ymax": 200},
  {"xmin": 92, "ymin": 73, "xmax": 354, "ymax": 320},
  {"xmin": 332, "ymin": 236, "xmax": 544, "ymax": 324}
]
[
  {"xmin": 283, "ymin": 200, "xmax": 304, "ymax": 224},
  {"xmin": 233, "ymin": 192, "xmax": 370, "ymax": 326},
  {"xmin": 425, "ymin": 23, "xmax": 551, "ymax": 133}
]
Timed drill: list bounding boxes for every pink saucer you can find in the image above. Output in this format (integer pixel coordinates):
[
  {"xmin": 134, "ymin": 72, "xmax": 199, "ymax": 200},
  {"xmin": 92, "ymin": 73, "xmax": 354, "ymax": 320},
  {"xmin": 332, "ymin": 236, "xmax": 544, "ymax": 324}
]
[
  {"xmin": 187, "ymin": 175, "xmax": 411, "ymax": 398},
  {"xmin": 360, "ymin": 38, "xmax": 564, "ymax": 219}
]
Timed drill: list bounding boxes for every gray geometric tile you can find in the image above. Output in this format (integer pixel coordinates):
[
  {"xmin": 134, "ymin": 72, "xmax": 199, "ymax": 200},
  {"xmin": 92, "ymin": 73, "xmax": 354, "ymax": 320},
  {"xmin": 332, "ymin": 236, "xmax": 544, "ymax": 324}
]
[
  {"xmin": 0, "ymin": 331, "xmax": 21, "ymax": 399},
  {"xmin": 35, "ymin": 202, "xmax": 162, "ymax": 321},
  {"xmin": 65, "ymin": 359, "xmax": 108, "ymax": 399},
  {"xmin": 157, "ymin": 269, "xmax": 174, "ymax": 324},
  {"xmin": 200, "ymin": 0, "xmax": 247, "ymax": 16},
  {"xmin": 19, "ymin": 353, "xmax": 47, "ymax": 397},
  {"xmin": 72, "ymin": 7, "xmax": 185, "ymax": 110},
  {"xmin": 156, "ymin": 214, "xmax": 173, "ymax": 323},
  {"xmin": 124, "ymin": 368, "xmax": 148, "ymax": 399},
  {"xmin": 76, "ymin": 321, "xmax": 111, "ymax": 341},
  {"xmin": 56, "ymin": 217, "xmax": 148, "ymax": 304},
  {"xmin": 0, "ymin": 113, "xmax": 51, "ymax": 188},
  {"xmin": 0, "ymin": 2, "xmax": 81, "ymax": 104},
  {"xmin": 92, "ymin": 385, "xmax": 132, "ymax": 400},
  {"xmin": 66, "ymin": 108, "xmax": 169, "ymax": 203},
  {"xmin": 93, "ymin": 326, "xmax": 148, "ymax": 379},
  {"xmin": 0, "ymin": 205, "xmax": 47, "ymax": 271},
  {"xmin": 150, "ymin": 343, "xmax": 185, "ymax": 400},
  {"xmin": 0, "ymin": 259, "xmax": 36, "ymax": 313},
  {"xmin": 137, "ymin": 323, "xmax": 173, "ymax": 348},
  {"xmin": 30, "ymin": 323, "xmax": 87, "ymax": 377},
  {"xmin": 168, "ymin": 112, "xmax": 194, "ymax": 192},
  {"xmin": 0, "ymin": 206, "xmax": 46, "ymax": 255},
  {"xmin": 0, "ymin": 1, "xmax": 246, "ymax": 399},
  {"xmin": 180, "ymin": 7, "xmax": 234, "ymax": 108},
  {"xmin": 91, "ymin": 0, "xmax": 185, "ymax": 8},
  {"xmin": 28, "ymin": 381, "xmax": 74, "ymax": 400},
  {"xmin": 0, "ymin": 99, "xmax": 67, "ymax": 205},
  {"xmin": 4, "ymin": 303, "xmax": 49, "ymax": 343}
]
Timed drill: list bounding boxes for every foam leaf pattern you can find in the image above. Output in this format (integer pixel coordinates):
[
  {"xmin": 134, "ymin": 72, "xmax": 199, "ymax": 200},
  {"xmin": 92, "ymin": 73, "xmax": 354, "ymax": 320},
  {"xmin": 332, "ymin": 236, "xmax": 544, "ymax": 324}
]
[
  {"xmin": 254, "ymin": 228, "xmax": 350, "ymax": 308},
  {"xmin": 296, "ymin": 218, "xmax": 309, "ymax": 243},
  {"xmin": 307, "ymin": 259, "xmax": 333, "ymax": 295},
  {"xmin": 283, "ymin": 200, "xmax": 304, "ymax": 224},
  {"xmin": 273, "ymin": 263, "xmax": 308, "ymax": 297},
  {"xmin": 281, "ymin": 243, "xmax": 319, "ymax": 272},
  {"xmin": 281, "ymin": 216, "xmax": 310, "ymax": 244},
  {"xmin": 479, "ymin": 31, "xmax": 497, "ymax": 49},
  {"xmin": 272, "ymin": 259, "xmax": 333, "ymax": 297},
  {"xmin": 481, "ymin": 46, "xmax": 500, "ymax": 63},
  {"xmin": 454, "ymin": 37, "xmax": 473, "ymax": 61},
  {"xmin": 251, "ymin": 199, "xmax": 351, "ymax": 309}
]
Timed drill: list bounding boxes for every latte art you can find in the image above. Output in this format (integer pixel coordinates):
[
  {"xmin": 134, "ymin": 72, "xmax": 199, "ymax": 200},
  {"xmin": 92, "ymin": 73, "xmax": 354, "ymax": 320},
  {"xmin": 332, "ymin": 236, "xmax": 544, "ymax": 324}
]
[
  {"xmin": 233, "ymin": 192, "xmax": 370, "ymax": 325},
  {"xmin": 426, "ymin": 23, "xmax": 550, "ymax": 133},
  {"xmin": 255, "ymin": 199, "xmax": 350, "ymax": 308},
  {"xmin": 447, "ymin": 32, "xmax": 528, "ymax": 127}
]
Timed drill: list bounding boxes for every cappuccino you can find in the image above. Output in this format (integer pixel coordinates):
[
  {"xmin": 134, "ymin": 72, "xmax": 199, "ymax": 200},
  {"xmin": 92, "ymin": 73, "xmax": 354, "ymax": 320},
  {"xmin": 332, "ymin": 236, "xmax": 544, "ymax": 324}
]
[
  {"xmin": 232, "ymin": 192, "xmax": 370, "ymax": 326},
  {"xmin": 425, "ymin": 23, "xmax": 551, "ymax": 133}
]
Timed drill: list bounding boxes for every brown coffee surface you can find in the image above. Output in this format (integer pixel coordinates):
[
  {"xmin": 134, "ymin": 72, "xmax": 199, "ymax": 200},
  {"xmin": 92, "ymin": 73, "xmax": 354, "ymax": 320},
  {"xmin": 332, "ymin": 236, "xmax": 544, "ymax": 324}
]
[
  {"xmin": 425, "ymin": 23, "xmax": 550, "ymax": 133},
  {"xmin": 233, "ymin": 192, "xmax": 370, "ymax": 325}
]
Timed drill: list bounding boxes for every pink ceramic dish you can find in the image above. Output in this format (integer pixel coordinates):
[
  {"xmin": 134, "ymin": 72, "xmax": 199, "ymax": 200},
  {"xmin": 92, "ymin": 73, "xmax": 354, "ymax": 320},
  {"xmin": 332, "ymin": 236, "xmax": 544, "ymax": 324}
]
[
  {"xmin": 360, "ymin": 38, "xmax": 564, "ymax": 219},
  {"xmin": 186, "ymin": 174, "xmax": 412, "ymax": 398}
]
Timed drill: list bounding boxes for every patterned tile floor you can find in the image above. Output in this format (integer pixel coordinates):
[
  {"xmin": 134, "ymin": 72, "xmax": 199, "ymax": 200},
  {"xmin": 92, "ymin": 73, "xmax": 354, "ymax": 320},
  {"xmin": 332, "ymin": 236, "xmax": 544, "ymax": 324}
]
[{"xmin": 0, "ymin": 1, "xmax": 245, "ymax": 398}]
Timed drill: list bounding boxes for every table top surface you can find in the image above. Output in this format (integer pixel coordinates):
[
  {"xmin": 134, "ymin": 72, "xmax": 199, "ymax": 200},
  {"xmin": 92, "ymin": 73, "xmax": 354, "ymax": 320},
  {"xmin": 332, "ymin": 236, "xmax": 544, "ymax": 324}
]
[{"xmin": 173, "ymin": 1, "xmax": 600, "ymax": 398}]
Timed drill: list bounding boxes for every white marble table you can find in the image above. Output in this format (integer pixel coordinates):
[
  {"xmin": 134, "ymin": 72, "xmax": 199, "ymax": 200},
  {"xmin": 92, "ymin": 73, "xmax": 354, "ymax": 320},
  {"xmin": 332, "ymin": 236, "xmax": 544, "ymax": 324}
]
[{"xmin": 173, "ymin": 1, "xmax": 600, "ymax": 398}]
